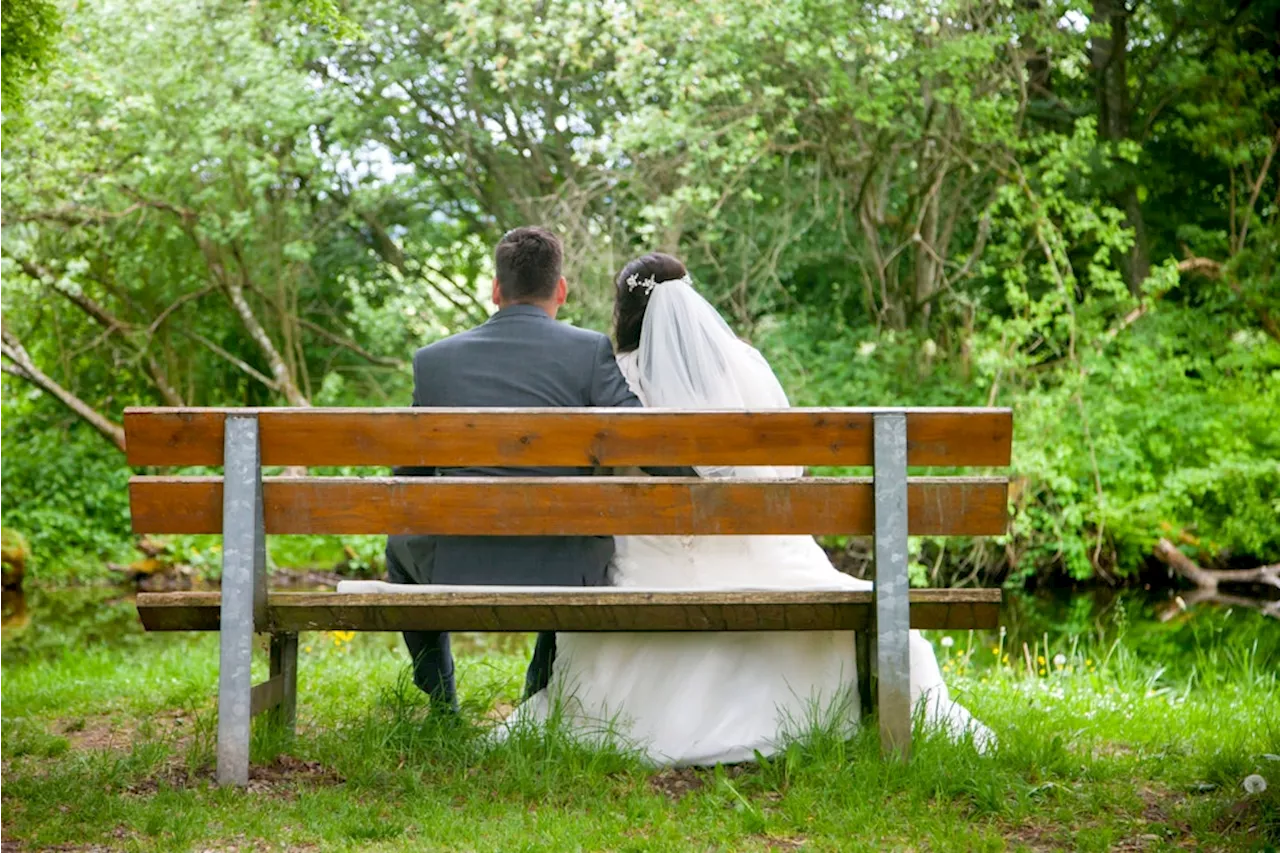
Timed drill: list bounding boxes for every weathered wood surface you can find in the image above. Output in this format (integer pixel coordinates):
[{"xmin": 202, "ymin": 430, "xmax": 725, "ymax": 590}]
[
  {"xmin": 124, "ymin": 407, "xmax": 1013, "ymax": 468},
  {"xmin": 129, "ymin": 475, "xmax": 1009, "ymax": 536},
  {"xmin": 136, "ymin": 589, "xmax": 1002, "ymax": 632},
  {"xmin": 249, "ymin": 674, "xmax": 284, "ymax": 717}
]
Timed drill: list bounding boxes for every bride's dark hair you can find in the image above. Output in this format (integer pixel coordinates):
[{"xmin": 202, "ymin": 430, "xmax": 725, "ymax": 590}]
[{"xmin": 613, "ymin": 252, "xmax": 688, "ymax": 353}]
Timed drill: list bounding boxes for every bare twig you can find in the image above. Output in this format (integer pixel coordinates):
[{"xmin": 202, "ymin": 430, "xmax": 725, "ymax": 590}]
[
  {"xmin": 147, "ymin": 285, "xmax": 217, "ymax": 335},
  {"xmin": 187, "ymin": 332, "xmax": 280, "ymax": 391},
  {"xmin": 298, "ymin": 318, "xmax": 405, "ymax": 368}
]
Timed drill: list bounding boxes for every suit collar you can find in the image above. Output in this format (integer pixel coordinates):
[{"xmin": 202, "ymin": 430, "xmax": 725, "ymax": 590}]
[{"xmin": 487, "ymin": 303, "xmax": 554, "ymax": 322}]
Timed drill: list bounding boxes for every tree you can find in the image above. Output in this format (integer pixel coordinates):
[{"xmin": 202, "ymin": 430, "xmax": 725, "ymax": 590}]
[
  {"xmin": 1, "ymin": 0, "xmax": 60, "ymax": 115},
  {"xmin": 1, "ymin": 0, "xmax": 426, "ymax": 441}
]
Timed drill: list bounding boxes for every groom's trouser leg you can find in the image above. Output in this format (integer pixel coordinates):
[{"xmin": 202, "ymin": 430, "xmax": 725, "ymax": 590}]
[
  {"xmin": 387, "ymin": 536, "xmax": 458, "ymax": 712},
  {"xmin": 523, "ymin": 632, "xmax": 557, "ymax": 700},
  {"xmin": 403, "ymin": 630, "xmax": 458, "ymax": 713}
]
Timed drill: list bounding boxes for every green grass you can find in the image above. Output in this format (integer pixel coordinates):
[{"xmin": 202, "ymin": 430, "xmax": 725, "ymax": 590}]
[{"xmin": 3, "ymin": 597, "xmax": 1279, "ymax": 852}]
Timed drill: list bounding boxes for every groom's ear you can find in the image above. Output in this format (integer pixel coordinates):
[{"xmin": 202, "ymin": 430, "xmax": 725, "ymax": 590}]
[
  {"xmin": 554, "ymin": 276, "xmax": 567, "ymax": 306},
  {"xmin": 491, "ymin": 277, "xmax": 502, "ymax": 306}
]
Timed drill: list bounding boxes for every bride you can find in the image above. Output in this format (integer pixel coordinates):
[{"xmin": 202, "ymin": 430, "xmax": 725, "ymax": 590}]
[{"xmin": 505, "ymin": 253, "xmax": 993, "ymax": 765}]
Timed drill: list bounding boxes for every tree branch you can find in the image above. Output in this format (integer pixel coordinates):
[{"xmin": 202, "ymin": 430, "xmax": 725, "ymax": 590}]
[
  {"xmin": 147, "ymin": 285, "xmax": 216, "ymax": 335},
  {"xmin": 1, "ymin": 327, "xmax": 126, "ymax": 452},
  {"xmin": 297, "ymin": 318, "xmax": 405, "ymax": 368},
  {"xmin": 187, "ymin": 332, "xmax": 280, "ymax": 391},
  {"xmin": 1154, "ymin": 538, "xmax": 1280, "ymax": 592}
]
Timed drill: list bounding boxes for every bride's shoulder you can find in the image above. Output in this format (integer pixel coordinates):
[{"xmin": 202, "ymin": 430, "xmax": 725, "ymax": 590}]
[{"xmin": 734, "ymin": 337, "xmax": 772, "ymax": 364}]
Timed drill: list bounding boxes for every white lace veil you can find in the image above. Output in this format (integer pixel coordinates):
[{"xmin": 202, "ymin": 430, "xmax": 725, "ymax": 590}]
[{"xmin": 629, "ymin": 274, "xmax": 802, "ymax": 480}]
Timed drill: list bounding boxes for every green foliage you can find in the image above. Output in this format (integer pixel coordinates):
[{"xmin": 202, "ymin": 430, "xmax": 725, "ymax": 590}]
[
  {"xmin": 762, "ymin": 298, "xmax": 1280, "ymax": 583},
  {"xmin": 1, "ymin": 395, "xmax": 133, "ymax": 579},
  {"xmin": 2, "ymin": 0, "xmax": 1277, "ymax": 585},
  {"xmin": 0, "ymin": 0, "xmax": 61, "ymax": 115}
]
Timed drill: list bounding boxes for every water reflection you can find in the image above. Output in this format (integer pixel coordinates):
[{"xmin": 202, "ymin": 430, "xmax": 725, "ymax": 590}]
[{"xmin": 998, "ymin": 587, "xmax": 1278, "ymax": 673}]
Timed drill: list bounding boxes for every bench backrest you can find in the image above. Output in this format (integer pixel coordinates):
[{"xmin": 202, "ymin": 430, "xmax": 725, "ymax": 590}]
[{"xmin": 124, "ymin": 407, "xmax": 1012, "ymax": 538}]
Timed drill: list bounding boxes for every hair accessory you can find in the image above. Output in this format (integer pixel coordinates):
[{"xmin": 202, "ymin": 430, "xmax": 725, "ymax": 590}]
[{"xmin": 625, "ymin": 272, "xmax": 692, "ymax": 294}]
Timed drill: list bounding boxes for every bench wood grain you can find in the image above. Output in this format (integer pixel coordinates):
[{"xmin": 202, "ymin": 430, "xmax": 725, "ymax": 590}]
[
  {"xmin": 123, "ymin": 407, "xmax": 1013, "ymax": 468},
  {"xmin": 136, "ymin": 589, "xmax": 1003, "ymax": 632},
  {"xmin": 129, "ymin": 475, "xmax": 1009, "ymax": 536}
]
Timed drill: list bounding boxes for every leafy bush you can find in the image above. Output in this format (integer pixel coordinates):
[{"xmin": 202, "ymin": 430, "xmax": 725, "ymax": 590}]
[
  {"xmin": 1, "ymin": 395, "xmax": 134, "ymax": 581},
  {"xmin": 760, "ymin": 301, "xmax": 1280, "ymax": 585}
]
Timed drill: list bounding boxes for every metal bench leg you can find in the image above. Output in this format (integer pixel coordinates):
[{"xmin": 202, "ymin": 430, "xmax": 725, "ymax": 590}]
[
  {"xmin": 856, "ymin": 631, "xmax": 874, "ymax": 721},
  {"xmin": 217, "ymin": 415, "xmax": 266, "ymax": 787},
  {"xmin": 268, "ymin": 632, "xmax": 298, "ymax": 737},
  {"xmin": 874, "ymin": 412, "xmax": 911, "ymax": 760}
]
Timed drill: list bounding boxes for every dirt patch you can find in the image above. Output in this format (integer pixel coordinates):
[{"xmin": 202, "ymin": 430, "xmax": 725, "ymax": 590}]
[
  {"xmin": 1005, "ymin": 820, "xmax": 1068, "ymax": 852},
  {"xmin": 645, "ymin": 764, "xmax": 752, "ymax": 800},
  {"xmin": 60, "ymin": 708, "xmax": 202, "ymax": 754},
  {"xmin": 124, "ymin": 754, "xmax": 344, "ymax": 798},
  {"xmin": 1138, "ymin": 785, "xmax": 1190, "ymax": 829},
  {"xmin": 1093, "ymin": 741, "xmax": 1139, "ymax": 759},
  {"xmin": 648, "ymin": 768, "xmax": 708, "ymax": 800},
  {"xmin": 756, "ymin": 835, "xmax": 807, "ymax": 850}
]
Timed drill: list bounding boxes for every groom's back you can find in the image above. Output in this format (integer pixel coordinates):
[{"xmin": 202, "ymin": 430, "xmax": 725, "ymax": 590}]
[
  {"xmin": 398, "ymin": 303, "xmax": 637, "ymax": 586},
  {"xmin": 417, "ymin": 307, "xmax": 613, "ymax": 413}
]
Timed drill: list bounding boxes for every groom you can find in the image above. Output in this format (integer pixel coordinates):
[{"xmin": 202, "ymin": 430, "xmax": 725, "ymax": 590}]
[{"xmin": 386, "ymin": 226, "xmax": 682, "ymax": 713}]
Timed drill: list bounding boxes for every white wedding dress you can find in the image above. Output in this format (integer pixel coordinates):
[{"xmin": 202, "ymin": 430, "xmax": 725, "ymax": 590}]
[{"xmin": 500, "ymin": 276, "xmax": 994, "ymax": 765}]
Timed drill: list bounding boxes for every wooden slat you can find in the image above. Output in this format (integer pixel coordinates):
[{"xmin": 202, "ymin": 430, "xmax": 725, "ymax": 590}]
[
  {"xmin": 123, "ymin": 407, "xmax": 1013, "ymax": 468},
  {"xmin": 249, "ymin": 675, "xmax": 284, "ymax": 717},
  {"xmin": 135, "ymin": 589, "xmax": 1002, "ymax": 632},
  {"xmin": 129, "ymin": 476, "xmax": 1008, "ymax": 536}
]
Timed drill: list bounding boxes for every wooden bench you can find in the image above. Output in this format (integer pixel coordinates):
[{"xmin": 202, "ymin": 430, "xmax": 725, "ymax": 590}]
[{"xmin": 127, "ymin": 406, "xmax": 1011, "ymax": 785}]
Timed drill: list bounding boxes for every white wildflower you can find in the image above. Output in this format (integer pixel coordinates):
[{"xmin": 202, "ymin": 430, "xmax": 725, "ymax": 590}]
[
  {"xmin": 940, "ymin": 636, "xmax": 955, "ymax": 648},
  {"xmin": 1243, "ymin": 774, "xmax": 1268, "ymax": 795},
  {"xmin": 857, "ymin": 341, "xmax": 877, "ymax": 358},
  {"xmin": 1053, "ymin": 653, "xmax": 1067, "ymax": 668}
]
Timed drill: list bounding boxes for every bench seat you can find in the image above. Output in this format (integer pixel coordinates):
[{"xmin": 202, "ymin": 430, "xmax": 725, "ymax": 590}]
[{"xmin": 136, "ymin": 588, "xmax": 1002, "ymax": 633}]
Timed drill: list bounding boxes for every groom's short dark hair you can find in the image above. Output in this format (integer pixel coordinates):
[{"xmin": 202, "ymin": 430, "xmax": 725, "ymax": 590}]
[{"xmin": 495, "ymin": 227, "xmax": 563, "ymax": 302}]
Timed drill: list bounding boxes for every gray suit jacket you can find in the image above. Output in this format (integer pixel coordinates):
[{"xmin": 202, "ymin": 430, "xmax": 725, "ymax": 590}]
[{"xmin": 386, "ymin": 303, "xmax": 649, "ymax": 588}]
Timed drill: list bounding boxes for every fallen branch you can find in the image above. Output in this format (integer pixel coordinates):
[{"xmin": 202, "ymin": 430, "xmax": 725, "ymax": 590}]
[
  {"xmin": 1175, "ymin": 252, "xmax": 1280, "ymax": 344},
  {"xmin": 1159, "ymin": 588, "xmax": 1280, "ymax": 622},
  {"xmin": 1153, "ymin": 538, "xmax": 1280, "ymax": 592}
]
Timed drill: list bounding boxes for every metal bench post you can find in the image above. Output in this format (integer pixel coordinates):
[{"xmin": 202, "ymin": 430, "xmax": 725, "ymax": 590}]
[
  {"xmin": 873, "ymin": 411, "xmax": 911, "ymax": 759},
  {"xmin": 268, "ymin": 632, "xmax": 299, "ymax": 736},
  {"xmin": 216, "ymin": 415, "xmax": 266, "ymax": 786}
]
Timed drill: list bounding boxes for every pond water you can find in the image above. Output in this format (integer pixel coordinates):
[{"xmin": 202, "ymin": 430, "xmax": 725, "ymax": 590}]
[{"xmin": 3, "ymin": 584, "xmax": 1276, "ymax": 672}]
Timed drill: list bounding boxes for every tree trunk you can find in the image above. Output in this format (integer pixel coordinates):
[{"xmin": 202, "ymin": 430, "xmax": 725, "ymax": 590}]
[
  {"xmin": 1091, "ymin": 0, "xmax": 1150, "ymax": 295},
  {"xmin": 222, "ymin": 276, "xmax": 310, "ymax": 407}
]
